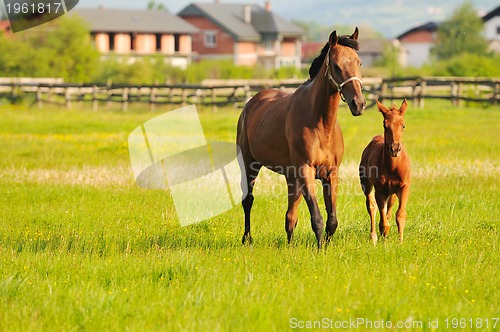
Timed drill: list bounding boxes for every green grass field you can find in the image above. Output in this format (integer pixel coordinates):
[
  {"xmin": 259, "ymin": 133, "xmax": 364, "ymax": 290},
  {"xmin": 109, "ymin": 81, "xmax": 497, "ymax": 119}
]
[{"xmin": 0, "ymin": 101, "xmax": 498, "ymax": 331}]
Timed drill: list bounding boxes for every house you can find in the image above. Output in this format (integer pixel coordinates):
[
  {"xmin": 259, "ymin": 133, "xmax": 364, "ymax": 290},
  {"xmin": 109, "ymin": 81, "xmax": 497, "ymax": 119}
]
[
  {"xmin": 398, "ymin": 5, "xmax": 500, "ymax": 67},
  {"xmin": 397, "ymin": 22, "xmax": 439, "ymax": 67},
  {"xmin": 178, "ymin": 1, "xmax": 304, "ymax": 69},
  {"xmin": 357, "ymin": 38, "xmax": 395, "ymax": 67},
  {"xmin": 483, "ymin": 6, "xmax": 500, "ymax": 53},
  {"xmin": 73, "ymin": 8, "xmax": 199, "ymax": 69},
  {"xmin": 302, "ymin": 38, "xmax": 397, "ymax": 68}
]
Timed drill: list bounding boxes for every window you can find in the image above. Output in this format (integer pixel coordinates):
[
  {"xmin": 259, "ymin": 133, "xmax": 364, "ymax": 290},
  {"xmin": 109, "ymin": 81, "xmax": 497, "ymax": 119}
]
[
  {"xmin": 174, "ymin": 34, "xmax": 180, "ymax": 53},
  {"xmin": 263, "ymin": 40, "xmax": 273, "ymax": 53},
  {"xmin": 204, "ymin": 31, "xmax": 217, "ymax": 48},
  {"xmin": 129, "ymin": 33, "xmax": 136, "ymax": 51},
  {"xmin": 108, "ymin": 33, "xmax": 115, "ymax": 51},
  {"xmin": 156, "ymin": 34, "xmax": 162, "ymax": 52},
  {"xmin": 497, "ymin": 26, "xmax": 500, "ymax": 35}
]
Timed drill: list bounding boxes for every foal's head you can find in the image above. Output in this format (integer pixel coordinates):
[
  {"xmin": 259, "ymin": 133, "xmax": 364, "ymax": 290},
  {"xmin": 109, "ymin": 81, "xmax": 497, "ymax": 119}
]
[{"xmin": 377, "ymin": 99, "xmax": 408, "ymax": 157}]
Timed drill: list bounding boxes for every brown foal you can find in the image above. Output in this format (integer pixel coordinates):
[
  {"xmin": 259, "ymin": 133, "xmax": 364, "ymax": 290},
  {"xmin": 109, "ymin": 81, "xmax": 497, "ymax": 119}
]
[{"xmin": 359, "ymin": 99, "xmax": 411, "ymax": 242}]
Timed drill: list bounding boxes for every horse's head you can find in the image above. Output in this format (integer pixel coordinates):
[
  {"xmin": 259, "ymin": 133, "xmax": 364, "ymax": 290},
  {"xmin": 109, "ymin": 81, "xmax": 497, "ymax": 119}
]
[
  {"xmin": 326, "ymin": 27, "xmax": 366, "ymax": 116},
  {"xmin": 377, "ymin": 99, "xmax": 408, "ymax": 157}
]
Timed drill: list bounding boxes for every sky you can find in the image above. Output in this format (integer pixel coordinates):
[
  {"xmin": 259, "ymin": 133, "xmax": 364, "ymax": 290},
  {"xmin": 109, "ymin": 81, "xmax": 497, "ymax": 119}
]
[{"xmin": 3, "ymin": 0, "xmax": 499, "ymax": 37}]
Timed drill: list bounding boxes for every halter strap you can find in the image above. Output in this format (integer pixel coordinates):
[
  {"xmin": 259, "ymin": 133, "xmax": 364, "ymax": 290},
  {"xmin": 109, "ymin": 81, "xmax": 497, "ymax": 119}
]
[{"xmin": 324, "ymin": 48, "xmax": 363, "ymax": 102}]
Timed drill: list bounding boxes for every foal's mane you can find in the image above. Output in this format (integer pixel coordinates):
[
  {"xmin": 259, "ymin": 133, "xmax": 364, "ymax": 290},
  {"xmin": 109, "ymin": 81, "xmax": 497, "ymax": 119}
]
[{"xmin": 308, "ymin": 35, "xmax": 360, "ymax": 80}]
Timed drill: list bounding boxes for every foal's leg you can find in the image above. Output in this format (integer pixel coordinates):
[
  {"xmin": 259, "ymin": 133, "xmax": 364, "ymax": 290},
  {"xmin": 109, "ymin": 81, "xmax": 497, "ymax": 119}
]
[
  {"xmin": 285, "ymin": 177, "xmax": 303, "ymax": 244},
  {"xmin": 241, "ymin": 161, "xmax": 261, "ymax": 245},
  {"xmin": 395, "ymin": 186, "xmax": 410, "ymax": 243},
  {"xmin": 386, "ymin": 194, "xmax": 397, "ymax": 223},
  {"xmin": 322, "ymin": 174, "xmax": 339, "ymax": 242},
  {"xmin": 298, "ymin": 165, "xmax": 324, "ymax": 249},
  {"xmin": 360, "ymin": 177, "xmax": 377, "ymax": 241},
  {"xmin": 375, "ymin": 191, "xmax": 390, "ymax": 238}
]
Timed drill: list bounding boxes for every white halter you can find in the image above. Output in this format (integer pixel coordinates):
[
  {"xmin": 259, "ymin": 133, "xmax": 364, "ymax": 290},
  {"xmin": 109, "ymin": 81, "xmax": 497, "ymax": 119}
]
[{"xmin": 324, "ymin": 47, "xmax": 363, "ymax": 102}]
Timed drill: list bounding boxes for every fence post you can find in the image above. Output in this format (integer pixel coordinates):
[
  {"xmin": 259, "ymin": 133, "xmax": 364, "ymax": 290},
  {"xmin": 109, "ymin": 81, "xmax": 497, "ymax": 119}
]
[
  {"xmin": 36, "ymin": 86, "xmax": 43, "ymax": 108},
  {"xmin": 419, "ymin": 80, "xmax": 426, "ymax": 109},
  {"xmin": 47, "ymin": 86, "xmax": 53, "ymax": 104},
  {"xmin": 211, "ymin": 88, "xmax": 217, "ymax": 112},
  {"xmin": 65, "ymin": 87, "xmax": 71, "ymax": 109},
  {"xmin": 245, "ymin": 84, "xmax": 251, "ymax": 102},
  {"xmin": 106, "ymin": 80, "xmax": 112, "ymax": 107},
  {"xmin": 149, "ymin": 86, "xmax": 157, "ymax": 111},
  {"xmin": 451, "ymin": 81, "xmax": 460, "ymax": 107},
  {"xmin": 122, "ymin": 87, "xmax": 129, "ymax": 111},
  {"xmin": 92, "ymin": 85, "xmax": 98, "ymax": 111},
  {"xmin": 412, "ymin": 80, "xmax": 419, "ymax": 107},
  {"xmin": 11, "ymin": 83, "xmax": 17, "ymax": 102},
  {"xmin": 495, "ymin": 83, "xmax": 500, "ymax": 105},
  {"xmin": 77, "ymin": 86, "xmax": 83, "ymax": 107},
  {"xmin": 380, "ymin": 81, "xmax": 387, "ymax": 103},
  {"xmin": 166, "ymin": 87, "xmax": 172, "ymax": 104},
  {"xmin": 181, "ymin": 88, "xmax": 188, "ymax": 106}
]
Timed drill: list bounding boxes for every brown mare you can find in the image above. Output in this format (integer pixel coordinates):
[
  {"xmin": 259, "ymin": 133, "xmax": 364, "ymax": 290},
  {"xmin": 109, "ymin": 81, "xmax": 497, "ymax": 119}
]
[
  {"xmin": 359, "ymin": 99, "xmax": 411, "ymax": 243},
  {"xmin": 237, "ymin": 28, "xmax": 366, "ymax": 248}
]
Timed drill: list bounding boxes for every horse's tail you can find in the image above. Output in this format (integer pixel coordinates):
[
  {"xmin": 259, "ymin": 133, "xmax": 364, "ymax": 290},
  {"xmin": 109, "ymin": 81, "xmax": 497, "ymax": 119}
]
[{"xmin": 236, "ymin": 93, "xmax": 259, "ymax": 153}]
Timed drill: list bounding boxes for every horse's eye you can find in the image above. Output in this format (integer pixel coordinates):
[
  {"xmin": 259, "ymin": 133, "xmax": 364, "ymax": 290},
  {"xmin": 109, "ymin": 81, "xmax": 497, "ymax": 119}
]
[
  {"xmin": 402, "ymin": 124, "xmax": 406, "ymax": 130},
  {"xmin": 360, "ymin": 62, "xmax": 363, "ymax": 67}
]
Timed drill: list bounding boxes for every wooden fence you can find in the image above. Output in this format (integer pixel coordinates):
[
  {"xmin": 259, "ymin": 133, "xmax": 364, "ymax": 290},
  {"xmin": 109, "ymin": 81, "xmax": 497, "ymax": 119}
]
[
  {"xmin": 0, "ymin": 77, "xmax": 498, "ymax": 110},
  {"xmin": 379, "ymin": 77, "xmax": 500, "ymax": 108}
]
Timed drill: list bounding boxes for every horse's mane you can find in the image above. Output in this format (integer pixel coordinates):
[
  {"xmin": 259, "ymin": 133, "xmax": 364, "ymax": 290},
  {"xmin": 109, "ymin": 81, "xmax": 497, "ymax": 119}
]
[{"xmin": 308, "ymin": 35, "xmax": 360, "ymax": 80}]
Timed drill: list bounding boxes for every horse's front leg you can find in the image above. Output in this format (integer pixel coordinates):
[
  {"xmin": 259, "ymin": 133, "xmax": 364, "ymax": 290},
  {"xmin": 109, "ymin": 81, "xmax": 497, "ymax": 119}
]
[
  {"xmin": 298, "ymin": 165, "xmax": 324, "ymax": 249},
  {"xmin": 285, "ymin": 177, "xmax": 303, "ymax": 244},
  {"xmin": 375, "ymin": 191, "xmax": 390, "ymax": 238},
  {"xmin": 322, "ymin": 173, "xmax": 339, "ymax": 242}
]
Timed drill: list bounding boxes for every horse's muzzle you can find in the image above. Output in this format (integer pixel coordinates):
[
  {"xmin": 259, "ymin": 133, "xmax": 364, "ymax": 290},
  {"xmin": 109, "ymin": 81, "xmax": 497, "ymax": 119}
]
[
  {"xmin": 390, "ymin": 143, "xmax": 402, "ymax": 157},
  {"xmin": 349, "ymin": 97, "xmax": 366, "ymax": 116}
]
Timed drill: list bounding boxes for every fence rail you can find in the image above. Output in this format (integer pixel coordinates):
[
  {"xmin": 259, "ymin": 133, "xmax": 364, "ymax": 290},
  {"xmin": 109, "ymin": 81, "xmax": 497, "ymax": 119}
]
[
  {"xmin": 1, "ymin": 77, "xmax": 498, "ymax": 110},
  {"xmin": 378, "ymin": 77, "xmax": 500, "ymax": 108}
]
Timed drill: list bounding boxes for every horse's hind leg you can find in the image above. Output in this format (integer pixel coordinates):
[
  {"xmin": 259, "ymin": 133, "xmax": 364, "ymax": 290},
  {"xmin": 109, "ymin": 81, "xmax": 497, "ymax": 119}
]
[
  {"xmin": 322, "ymin": 174, "xmax": 339, "ymax": 243},
  {"xmin": 285, "ymin": 177, "xmax": 302, "ymax": 244},
  {"xmin": 241, "ymin": 160, "xmax": 261, "ymax": 245}
]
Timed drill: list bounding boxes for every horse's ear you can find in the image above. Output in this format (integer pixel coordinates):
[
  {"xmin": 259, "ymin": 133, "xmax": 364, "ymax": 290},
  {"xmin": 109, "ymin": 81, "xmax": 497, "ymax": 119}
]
[
  {"xmin": 376, "ymin": 100, "xmax": 389, "ymax": 115},
  {"xmin": 350, "ymin": 27, "xmax": 359, "ymax": 40},
  {"xmin": 329, "ymin": 30, "xmax": 338, "ymax": 47},
  {"xmin": 399, "ymin": 99, "xmax": 408, "ymax": 114}
]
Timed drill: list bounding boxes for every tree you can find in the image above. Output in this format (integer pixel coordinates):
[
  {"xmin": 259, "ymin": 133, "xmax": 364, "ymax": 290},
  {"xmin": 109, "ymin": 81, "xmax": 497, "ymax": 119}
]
[
  {"xmin": 147, "ymin": 1, "xmax": 167, "ymax": 11},
  {"xmin": 430, "ymin": 2, "xmax": 489, "ymax": 61},
  {"xmin": 0, "ymin": 16, "xmax": 99, "ymax": 82},
  {"xmin": 374, "ymin": 41, "xmax": 405, "ymax": 77}
]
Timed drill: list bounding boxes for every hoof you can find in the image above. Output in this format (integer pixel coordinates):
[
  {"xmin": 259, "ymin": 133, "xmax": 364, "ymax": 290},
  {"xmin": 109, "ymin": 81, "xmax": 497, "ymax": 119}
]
[
  {"xmin": 370, "ymin": 232, "xmax": 378, "ymax": 244},
  {"xmin": 324, "ymin": 233, "xmax": 333, "ymax": 243},
  {"xmin": 380, "ymin": 227, "xmax": 390, "ymax": 238},
  {"xmin": 242, "ymin": 234, "xmax": 253, "ymax": 245}
]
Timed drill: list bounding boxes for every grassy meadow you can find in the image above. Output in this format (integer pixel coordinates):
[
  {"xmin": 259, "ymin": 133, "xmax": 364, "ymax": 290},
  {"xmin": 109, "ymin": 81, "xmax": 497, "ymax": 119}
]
[{"xmin": 0, "ymin": 100, "xmax": 498, "ymax": 331}]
